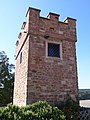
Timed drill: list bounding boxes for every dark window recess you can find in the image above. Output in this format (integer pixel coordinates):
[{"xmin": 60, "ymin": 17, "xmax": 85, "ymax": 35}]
[
  {"xmin": 48, "ymin": 43, "xmax": 60, "ymax": 57},
  {"xmin": 20, "ymin": 52, "xmax": 22, "ymax": 64}
]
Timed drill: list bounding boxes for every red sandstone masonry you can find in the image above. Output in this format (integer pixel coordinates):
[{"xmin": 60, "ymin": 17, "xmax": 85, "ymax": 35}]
[{"xmin": 13, "ymin": 7, "xmax": 78, "ymax": 106}]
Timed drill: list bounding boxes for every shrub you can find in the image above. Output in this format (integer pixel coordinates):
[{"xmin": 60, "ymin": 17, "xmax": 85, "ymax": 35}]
[
  {"xmin": 0, "ymin": 104, "xmax": 22, "ymax": 120},
  {"xmin": 0, "ymin": 101, "xmax": 66, "ymax": 120},
  {"xmin": 20, "ymin": 101, "xmax": 65, "ymax": 120},
  {"xmin": 56, "ymin": 95, "xmax": 79, "ymax": 120}
]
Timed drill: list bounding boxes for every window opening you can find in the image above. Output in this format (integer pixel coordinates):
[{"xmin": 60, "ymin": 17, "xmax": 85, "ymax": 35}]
[
  {"xmin": 20, "ymin": 52, "xmax": 22, "ymax": 64},
  {"xmin": 48, "ymin": 43, "xmax": 60, "ymax": 58}
]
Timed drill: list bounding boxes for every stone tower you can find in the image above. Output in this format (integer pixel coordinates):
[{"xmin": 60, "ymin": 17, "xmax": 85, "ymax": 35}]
[{"xmin": 13, "ymin": 7, "xmax": 78, "ymax": 106}]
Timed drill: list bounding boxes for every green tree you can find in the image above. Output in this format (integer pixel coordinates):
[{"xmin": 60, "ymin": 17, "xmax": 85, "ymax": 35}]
[{"xmin": 0, "ymin": 51, "xmax": 15, "ymax": 107}]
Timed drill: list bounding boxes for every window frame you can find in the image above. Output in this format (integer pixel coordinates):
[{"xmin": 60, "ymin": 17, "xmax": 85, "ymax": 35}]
[{"xmin": 46, "ymin": 41, "xmax": 62, "ymax": 60}]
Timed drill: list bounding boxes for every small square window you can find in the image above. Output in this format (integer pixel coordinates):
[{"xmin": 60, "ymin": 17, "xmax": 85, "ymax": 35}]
[{"xmin": 48, "ymin": 43, "xmax": 60, "ymax": 58}]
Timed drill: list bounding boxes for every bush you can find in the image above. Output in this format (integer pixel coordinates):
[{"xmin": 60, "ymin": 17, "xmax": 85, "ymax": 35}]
[
  {"xmin": 0, "ymin": 104, "xmax": 22, "ymax": 120},
  {"xmin": 0, "ymin": 101, "xmax": 66, "ymax": 120},
  {"xmin": 56, "ymin": 95, "xmax": 79, "ymax": 120}
]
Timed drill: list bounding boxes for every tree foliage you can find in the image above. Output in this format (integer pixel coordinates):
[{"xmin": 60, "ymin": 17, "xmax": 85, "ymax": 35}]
[
  {"xmin": 0, "ymin": 51, "xmax": 15, "ymax": 107},
  {"xmin": 79, "ymin": 89, "xmax": 90, "ymax": 100}
]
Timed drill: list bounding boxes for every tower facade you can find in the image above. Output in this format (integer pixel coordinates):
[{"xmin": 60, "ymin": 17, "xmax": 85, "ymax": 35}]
[{"xmin": 13, "ymin": 7, "xmax": 78, "ymax": 106}]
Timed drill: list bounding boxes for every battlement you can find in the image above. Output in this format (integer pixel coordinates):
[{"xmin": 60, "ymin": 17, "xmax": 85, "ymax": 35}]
[{"xmin": 25, "ymin": 7, "xmax": 76, "ymax": 25}]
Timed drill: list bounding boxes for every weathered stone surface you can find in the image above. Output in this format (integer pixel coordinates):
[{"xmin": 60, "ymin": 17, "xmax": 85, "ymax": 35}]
[{"xmin": 13, "ymin": 7, "xmax": 78, "ymax": 106}]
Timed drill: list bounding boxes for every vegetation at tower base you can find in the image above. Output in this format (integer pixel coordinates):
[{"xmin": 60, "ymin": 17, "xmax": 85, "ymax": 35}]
[
  {"xmin": 0, "ymin": 51, "xmax": 15, "ymax": 107},
  {"xmin": 0, "ymin": 101, "xmax": 65, "ymax": 120},
  {"xmin": 55, "ymin": 94, "xmax": 79, "ymax": 120}
]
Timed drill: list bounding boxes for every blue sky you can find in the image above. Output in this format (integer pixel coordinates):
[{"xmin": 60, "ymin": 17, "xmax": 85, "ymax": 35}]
[{"xmin": 0, "ymin": 0, "xmax": 90, "ymax": 89}]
